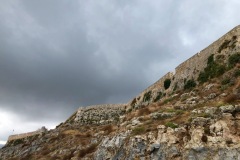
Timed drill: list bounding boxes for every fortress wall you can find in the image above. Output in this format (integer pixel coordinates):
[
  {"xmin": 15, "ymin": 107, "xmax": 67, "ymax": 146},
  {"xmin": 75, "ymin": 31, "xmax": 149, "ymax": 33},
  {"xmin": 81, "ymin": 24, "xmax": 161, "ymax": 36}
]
[
  {"xmin": 128, "ymin": 72, "xmax": 173, "ymax": 105},
  {"xmin": 172, "ymin": 25, "xmax": 240, "ymax": 89},
  {"xmin": 8, "ymin": 131, "xmax": 41, "ymax": 142},
  {"xmin": 77, "ymin": 104, "xmax": 125, "ymax": 112},
  {"xmin": 145, "ymin": 72, "xmax": 174, "ymax": 92},
  {"xmin": 129, "ymin": 25, "xmax": 240, "ymax": 104}
]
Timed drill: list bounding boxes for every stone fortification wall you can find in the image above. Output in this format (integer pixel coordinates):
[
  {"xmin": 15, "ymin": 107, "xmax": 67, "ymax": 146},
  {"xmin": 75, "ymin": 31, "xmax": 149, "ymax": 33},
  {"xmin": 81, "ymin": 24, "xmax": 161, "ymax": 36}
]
[
  {"xmin": 7, "ymin": 127, "xmax": 47, "ymax": 142},
  {"xmin": 129, "ymin": 25, "xmax": 240, "ymax": 106},
  {"xmin": 172, "ymin": 25, "xmax": 240, "ymax": 89},
  {"xmin": 8, "ymin": 131, "xmax": 41, "ymax": 141},
  {"xmin": 129, "ymin": 72, "xmax": 174, "ymax": 107},
  {"xmin": 145, "ymin": 72, "xmax": 174, "ymax": 93},
  {"xmin": 74, "ymin": 104, "xmax": 126, "ymax": 125}
]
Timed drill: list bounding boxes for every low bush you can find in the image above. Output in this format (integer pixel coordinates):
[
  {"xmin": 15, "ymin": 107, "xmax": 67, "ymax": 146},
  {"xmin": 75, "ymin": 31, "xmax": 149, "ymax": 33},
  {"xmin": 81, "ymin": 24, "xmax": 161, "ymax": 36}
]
[
  {"xmin": 228, "ymin": 53, "xmax": 240, "ymax": 68},
  {"xmin": 184, "ymin": 79, "xmax": 196, "ymax": 90},
  {"xmin": 143, "ymin": 91, "xmax": 152, "ymax": 102},
  {"xmin": 198, "ymin": 54, "xmax": 226, "ymax": 83},
  {"xmin": 12, "ymin": 139, "xmax": 24, "ymax": 146}
]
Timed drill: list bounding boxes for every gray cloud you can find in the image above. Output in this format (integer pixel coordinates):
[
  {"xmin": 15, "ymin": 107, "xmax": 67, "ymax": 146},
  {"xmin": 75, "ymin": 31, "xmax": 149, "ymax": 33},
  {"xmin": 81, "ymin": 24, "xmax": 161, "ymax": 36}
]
[{"xmin": 0, "ymin": 0, "xmax": 240, "ymax": 142}]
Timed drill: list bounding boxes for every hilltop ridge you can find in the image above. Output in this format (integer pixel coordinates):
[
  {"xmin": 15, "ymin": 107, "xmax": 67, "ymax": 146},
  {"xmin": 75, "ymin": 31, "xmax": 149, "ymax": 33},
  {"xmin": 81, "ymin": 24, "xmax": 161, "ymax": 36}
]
[{"xmin": 0, "ymin": 26, "xmax": 240, "ymax": 160}]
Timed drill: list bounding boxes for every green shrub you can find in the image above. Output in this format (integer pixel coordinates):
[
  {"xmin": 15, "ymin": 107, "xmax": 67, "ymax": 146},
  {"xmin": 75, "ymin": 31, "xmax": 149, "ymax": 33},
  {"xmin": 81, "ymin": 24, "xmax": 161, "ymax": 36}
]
[
  {"xmin": 218, "ymin": 40, "xmax": 231, "ymax": 53},
  {"xmin": 164, "ymin": 79, "xmax": 171, "ymax": 90},
  {"xmin": 165, "ymin": 122, "xmax": 178, "ymax": 129},
  {"xmin": 143, "ymin": 91, "xmax": 152, "ymax": 102},
  {"xmin": 132, "ymin": 126, "xmax": 146, "ymax": 135},
  {"xmin": 214, "ymin": 64, "xmax": 226, "ymax": 77},
  {"xmin": 198, "ymin": 55, "xmax": 226, "ymax": 83},
  {"xmin": 207, "ymin": 54, "xmax": 214, "ymax": 65},
  {"xmin": 221, "ymin": 78, "xmax": 231, "ymax": 85},
  {"xmin": 228, "ymin": 53, "xmax": 240, "ymax": 68},
  {"xmin": 13, "ymin": 139, "xmax": 24, "ymax": 146},
  {"xmin": 234, "ymin": 69, "xmax": 240, "ymax": 77},
  {"xmin": 154, "ymin": 92, "xmax": 163, "ymax": 102},
  {"xmin": 198, "ymin": 71, "xmax": 209, "ymax": 83},
  {"xmin": 184, "ymin": 79, "xmax": 196, "ymax": 90}
]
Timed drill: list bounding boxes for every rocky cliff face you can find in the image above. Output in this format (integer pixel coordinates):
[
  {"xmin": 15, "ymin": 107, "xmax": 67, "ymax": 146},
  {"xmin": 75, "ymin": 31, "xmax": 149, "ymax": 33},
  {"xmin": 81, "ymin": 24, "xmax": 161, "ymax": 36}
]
[{"xmin": 0, "ymin": 26, "xmax": 240, "ymax": 160}]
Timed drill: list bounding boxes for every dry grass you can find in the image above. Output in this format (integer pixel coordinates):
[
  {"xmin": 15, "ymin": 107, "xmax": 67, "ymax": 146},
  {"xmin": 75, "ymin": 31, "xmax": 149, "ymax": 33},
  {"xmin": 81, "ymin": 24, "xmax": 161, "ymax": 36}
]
[
  {"xmin": 224, "ymin": 94, "xmax": 238, "ymax": 103},
  {"xmin": 39, "ymin": 146, "xmax": 50, "ymax": 156},
  {"xmin": 78, "ymin": 143, "xmax": 98, "ymax": 158},
  {"xmin": 136, "ymin": 107, "xmax": 151, "ymax": 116},
  {"xmin": 125, "ymin": 111, "xmax": 137, "ymax": 121},
  {"xmin": 61, "ymin": 150, "xmax": 74, "ymax": 160},
  {"xmin": 63, "ymin": 129, "xmax": 81, "ymax": 135},
  {"xmin": 63, "ymin": 129, "xmax": 91, "ymax": 138},
  {"xmin": 131, "ymin": 126, "xmax": 146, "ymax": 135},
  {"xmin": 101, "ymin": 124, "xmax": 116, "ymax": 135}
]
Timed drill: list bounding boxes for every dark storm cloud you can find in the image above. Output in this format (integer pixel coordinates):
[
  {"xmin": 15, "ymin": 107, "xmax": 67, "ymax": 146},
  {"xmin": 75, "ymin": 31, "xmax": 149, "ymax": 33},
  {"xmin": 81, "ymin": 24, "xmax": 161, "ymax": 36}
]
[{"xmin": 1, "ymin": 0, "xmax": 240, "ymax": 142}]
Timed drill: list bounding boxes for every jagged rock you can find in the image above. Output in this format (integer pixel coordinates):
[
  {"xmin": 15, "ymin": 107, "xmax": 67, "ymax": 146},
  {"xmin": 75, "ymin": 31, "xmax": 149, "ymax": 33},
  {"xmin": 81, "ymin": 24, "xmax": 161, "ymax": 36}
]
[
  {"xmin": 220, "ymin": 105, "xmax": 235, "ymax": 113},
  {"xmin": 185, "ymin": 127, "xmax": 204, "ymax": 151},
  {"xmin": 208, "ymin": 93, "xmax": 217, "ymax": 99},
  {"xmin": 131, "ymin": 119, "xmax": 142, "ymax": 126},
  {"xmin": 157, "ymin": 125, "xmax": 179, "ymax": 146},
  {"xmin": 192, "ymin": 109, "xmax": 204, "ymax": 114},
  {"xmin": 220, "ymin": 93, "xmax": 227, "ymax": 97},
  {"xmin": 191, "ymin": 117, "xmax": 211, "ymax": 126},
  {"xmin": 204, "ymin": 107, "xmax": 217, "ymax": 115},
  {"xmin": 204, "ymin": 84, "xmax": 215, "ymax": 91},
  {"xmin": 150, "ymin": 112, "xmax": 175, "ymax": 119}
]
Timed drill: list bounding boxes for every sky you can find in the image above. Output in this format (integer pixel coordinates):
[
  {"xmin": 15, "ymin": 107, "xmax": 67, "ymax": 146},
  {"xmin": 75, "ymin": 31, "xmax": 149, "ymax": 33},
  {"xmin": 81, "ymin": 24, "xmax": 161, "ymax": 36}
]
[{"xmin": 0, "ymin": 0, "xmax": 240, "ymax": 144}]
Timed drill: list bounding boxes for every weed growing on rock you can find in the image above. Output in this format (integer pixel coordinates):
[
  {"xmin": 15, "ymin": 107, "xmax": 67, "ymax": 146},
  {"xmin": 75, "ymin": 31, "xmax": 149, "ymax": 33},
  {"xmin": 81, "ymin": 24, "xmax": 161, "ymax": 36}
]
[
  {"xmin": 165, "ymin": 122, "xmax": 178, "ymax": 129},
  {"xmin": 132, "ymin": 126, "xmax": 146, "ymax": 135}
]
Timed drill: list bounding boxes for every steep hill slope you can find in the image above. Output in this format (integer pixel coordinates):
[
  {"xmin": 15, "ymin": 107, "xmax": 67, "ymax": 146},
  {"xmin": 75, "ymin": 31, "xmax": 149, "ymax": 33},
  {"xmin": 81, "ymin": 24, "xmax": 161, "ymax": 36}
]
[{"xmin": 0, "ymin": 26, "xmax": 240, "ymax": 160}]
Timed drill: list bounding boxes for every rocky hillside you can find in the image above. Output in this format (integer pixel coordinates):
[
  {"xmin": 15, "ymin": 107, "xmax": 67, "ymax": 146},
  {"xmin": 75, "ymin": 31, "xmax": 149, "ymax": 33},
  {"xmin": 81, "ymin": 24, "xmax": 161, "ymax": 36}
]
[{"xmin": 0, "ymin": 26, "xmax": 240, "ymax": 160}]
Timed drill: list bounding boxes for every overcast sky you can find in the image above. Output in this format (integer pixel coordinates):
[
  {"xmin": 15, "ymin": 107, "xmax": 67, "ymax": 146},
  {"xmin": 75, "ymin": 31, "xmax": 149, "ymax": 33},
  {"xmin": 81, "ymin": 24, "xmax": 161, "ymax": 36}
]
[{"xmin": 0, "ymin": 0, "xmax": 240, "ymax": 144}]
